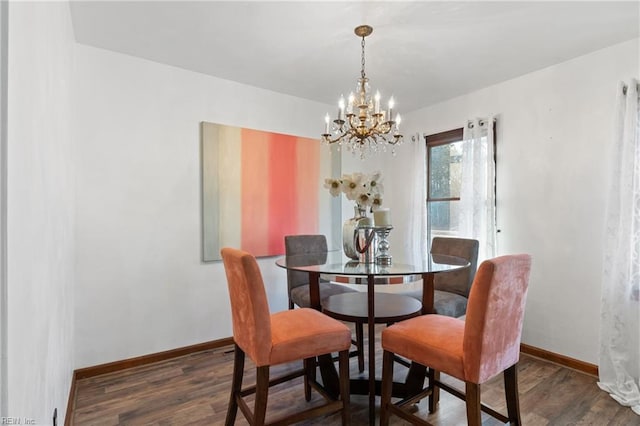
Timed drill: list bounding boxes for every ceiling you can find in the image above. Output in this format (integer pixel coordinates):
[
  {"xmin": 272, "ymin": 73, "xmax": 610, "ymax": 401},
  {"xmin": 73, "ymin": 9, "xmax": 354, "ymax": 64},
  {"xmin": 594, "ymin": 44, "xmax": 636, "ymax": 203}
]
[{"xmin": 69, "ymin": 1, "xmax": 639, "ymax": 113}]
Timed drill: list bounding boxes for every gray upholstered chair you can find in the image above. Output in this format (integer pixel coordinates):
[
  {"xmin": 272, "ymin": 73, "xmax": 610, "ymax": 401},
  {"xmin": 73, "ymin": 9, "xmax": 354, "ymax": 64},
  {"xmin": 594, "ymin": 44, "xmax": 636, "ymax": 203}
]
[
  {"xmin": 405, "ymin": 237, "xmax": 479, "ymax": 318},
  {"xmin": 284, "ymin": 234, "xmax": 358, "ymax": 309},
  {"xmin": 284, "ymin": 234, "xmax": 364, "ymax": 372}
]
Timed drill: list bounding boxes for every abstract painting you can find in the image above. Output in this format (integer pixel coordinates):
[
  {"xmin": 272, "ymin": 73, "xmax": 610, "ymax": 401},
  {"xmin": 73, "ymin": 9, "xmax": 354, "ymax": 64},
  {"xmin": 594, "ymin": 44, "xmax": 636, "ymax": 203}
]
[{"xmin": 201, "ymin": 122, "xmax": 340, "ymax": 261}]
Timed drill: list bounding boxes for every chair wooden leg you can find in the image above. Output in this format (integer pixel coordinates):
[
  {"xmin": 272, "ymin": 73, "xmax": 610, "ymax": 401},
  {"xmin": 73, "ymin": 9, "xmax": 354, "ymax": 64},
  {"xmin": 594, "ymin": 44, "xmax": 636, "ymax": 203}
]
[
  {"xmin": 428, "ymin": 368, "xmax": 440, "ymax": 413},
  {"xmin": 355, "ymin": 322, "xmax": 364, "ymax": 373},
  {"xmin": 225, "ymin": 344, "xmax": 245, "ymax": 426},
  {"xmin": 504, "ymin": 364, "xmax": 522, "ymax": 425},
  {"xmin": 338, "ymin": 349, "xmax": 351, "ymax": 425},
  {"xmin": 465, "ymin": 381, "xmax": 482, "ymax": 426},
  {"xmin": 379, "ymin": 350, "xmax": 394, "ymax": 426},
  {"xmin": 303, "ymin": 357, "xmax": 314, "ymax": 402},
  {"xmin": 254, "ymin": 366, "xmax": 270, "ymax": 426}
]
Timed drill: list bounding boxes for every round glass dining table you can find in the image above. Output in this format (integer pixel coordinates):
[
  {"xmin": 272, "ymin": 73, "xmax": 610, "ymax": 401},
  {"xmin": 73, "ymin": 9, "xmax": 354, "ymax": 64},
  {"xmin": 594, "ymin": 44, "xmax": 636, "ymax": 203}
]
[{"xmin": 276, "ymin": 251, "xmax": 469, "ymax": 425}]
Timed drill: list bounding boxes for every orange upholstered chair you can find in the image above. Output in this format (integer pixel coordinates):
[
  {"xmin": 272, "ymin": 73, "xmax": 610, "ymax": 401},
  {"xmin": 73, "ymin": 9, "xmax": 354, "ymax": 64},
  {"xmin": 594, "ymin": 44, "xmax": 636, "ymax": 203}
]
[
  {"xmin": 220, "ymin": 248, "xmax": 351, "ymax": 426},
  {"xmin": 284, "ymin": 234, "xmax": 365, "ymax": 372},
  {"xmin": 380, "ymin": 254, "xmax": 532, "ymax": 426}
]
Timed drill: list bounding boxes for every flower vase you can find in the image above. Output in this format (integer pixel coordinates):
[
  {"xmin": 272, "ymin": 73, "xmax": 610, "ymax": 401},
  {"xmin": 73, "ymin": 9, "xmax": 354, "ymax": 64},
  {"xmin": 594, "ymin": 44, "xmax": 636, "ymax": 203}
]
[{"xmin": 343, "ymin": 205, "xmax": 368, "ymax": 260}]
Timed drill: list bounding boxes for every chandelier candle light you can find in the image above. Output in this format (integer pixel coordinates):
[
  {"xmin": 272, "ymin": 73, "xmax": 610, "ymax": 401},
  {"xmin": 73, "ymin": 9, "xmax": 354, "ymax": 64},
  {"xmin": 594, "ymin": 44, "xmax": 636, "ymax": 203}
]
[{"xmin": 322, "ymin": 25, "xmax": 404, "ymax": 157}]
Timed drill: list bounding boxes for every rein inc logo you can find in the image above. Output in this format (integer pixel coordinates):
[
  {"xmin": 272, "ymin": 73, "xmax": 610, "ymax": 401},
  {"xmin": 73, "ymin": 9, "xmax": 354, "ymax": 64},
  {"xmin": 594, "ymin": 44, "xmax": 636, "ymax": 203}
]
[{"xmin": 1, "ymin": 418, "xmax": 35, "ymax": 425}]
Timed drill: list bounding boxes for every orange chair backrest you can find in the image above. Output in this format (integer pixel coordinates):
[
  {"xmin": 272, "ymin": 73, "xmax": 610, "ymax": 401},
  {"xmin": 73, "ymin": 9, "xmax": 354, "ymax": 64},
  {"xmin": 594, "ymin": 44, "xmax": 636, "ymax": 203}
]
[
  {"xmin": 220, "ymin": 247, "xmax": 272, "ymax": 366},
  {"xmin": 463, "ymin": 254, "xmax": 532, "ymax": 383}
]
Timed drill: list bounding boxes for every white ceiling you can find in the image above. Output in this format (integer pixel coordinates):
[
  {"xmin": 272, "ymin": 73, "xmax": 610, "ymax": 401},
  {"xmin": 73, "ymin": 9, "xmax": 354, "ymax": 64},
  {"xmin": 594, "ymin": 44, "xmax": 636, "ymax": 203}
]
[{"xmin": 69, "ymin": 1, "xmax": 639, "ymax": 113}]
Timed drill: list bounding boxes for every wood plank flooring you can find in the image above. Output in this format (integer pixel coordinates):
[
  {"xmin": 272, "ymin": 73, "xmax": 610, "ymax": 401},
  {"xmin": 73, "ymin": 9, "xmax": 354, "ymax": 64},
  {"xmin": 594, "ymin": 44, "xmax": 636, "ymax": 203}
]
[{"xmin": 70, "ymin": 327, "xmax": 639, "ymax": 425}]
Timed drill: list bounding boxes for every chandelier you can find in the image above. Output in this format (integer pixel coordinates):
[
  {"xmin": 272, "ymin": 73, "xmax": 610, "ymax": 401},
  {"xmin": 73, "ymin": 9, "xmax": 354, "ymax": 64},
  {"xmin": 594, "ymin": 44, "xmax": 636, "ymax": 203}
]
[{"xmin": 322, "ymin": 25, "xmax": 403, "ymax": 156}]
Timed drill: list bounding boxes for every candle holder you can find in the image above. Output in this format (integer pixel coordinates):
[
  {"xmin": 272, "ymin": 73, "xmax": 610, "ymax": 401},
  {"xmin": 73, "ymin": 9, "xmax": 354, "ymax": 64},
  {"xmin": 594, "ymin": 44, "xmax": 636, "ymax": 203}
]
[{"xmin": 374, "ymin": 226, "xmax": 393, "ymax": 266}]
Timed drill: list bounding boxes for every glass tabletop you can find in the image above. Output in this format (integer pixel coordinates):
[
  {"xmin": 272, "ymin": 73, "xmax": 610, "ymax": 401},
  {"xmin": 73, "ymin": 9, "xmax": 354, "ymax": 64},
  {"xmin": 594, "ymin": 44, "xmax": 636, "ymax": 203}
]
[{"xmin": 275, "ymin": 250, "xmax": 469, "ymax": 276}]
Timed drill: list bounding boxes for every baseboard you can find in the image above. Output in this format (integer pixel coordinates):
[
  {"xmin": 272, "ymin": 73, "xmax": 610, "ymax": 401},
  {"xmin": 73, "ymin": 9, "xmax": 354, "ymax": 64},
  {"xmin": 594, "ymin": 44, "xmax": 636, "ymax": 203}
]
[
  {"xmin": 74, "ymin": 337, "xmax": 234, "ymax": 380},
  {"xmin": 520, "ymin": 343, "xmax": 598, "ymax": 377},
  {"xmin": 65, "ymin": 337, "xmax": 234, "ymax": 425},
  {"xmin": 64, "ymin": 371, "xmax": 77, "ymax": 426}
]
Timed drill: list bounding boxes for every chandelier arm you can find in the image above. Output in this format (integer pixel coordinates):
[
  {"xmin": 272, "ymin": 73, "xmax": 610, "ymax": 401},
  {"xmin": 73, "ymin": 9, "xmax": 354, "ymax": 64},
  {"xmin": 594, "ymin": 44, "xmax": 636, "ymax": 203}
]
[
  {"xmin": 372, "ymin": 121, "xmax": 390, "ymax": 135},
  {"xmin": 383, "ymin": 134, "xmax": 403, "ymax": 145},
  {"xmin": 347, "ymin": 114, "xmax": 359, "ymax": 132},
  {"xmin": 323, "ymin": 134, "xmax": 347, "ymax": 145}
]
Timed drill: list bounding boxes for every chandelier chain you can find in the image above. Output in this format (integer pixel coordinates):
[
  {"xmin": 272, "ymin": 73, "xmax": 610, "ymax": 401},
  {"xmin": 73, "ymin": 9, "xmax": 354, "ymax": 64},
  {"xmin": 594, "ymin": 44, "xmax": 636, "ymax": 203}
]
[{"xmin": 361, "ymin": 36, "xmax": 366, "ymax": 80}]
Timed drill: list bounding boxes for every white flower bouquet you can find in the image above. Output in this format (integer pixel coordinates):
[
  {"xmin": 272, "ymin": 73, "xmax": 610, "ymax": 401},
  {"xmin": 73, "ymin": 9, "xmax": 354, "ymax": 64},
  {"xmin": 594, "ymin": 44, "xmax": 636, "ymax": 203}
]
[{"xmin": 323, "ymin": 171, "xmax": 384, "ymax": 212}]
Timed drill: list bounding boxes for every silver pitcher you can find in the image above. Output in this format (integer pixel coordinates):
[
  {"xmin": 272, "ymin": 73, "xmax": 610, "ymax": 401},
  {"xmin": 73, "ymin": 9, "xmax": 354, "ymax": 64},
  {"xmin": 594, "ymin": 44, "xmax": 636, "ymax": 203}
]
[
  {"xmin": 354, "ymin": 226, "xmax": 377, "ymax": 263},
  {"xmin": 342, "ymin": 206, "xmax": 368, "ymax": 260}
]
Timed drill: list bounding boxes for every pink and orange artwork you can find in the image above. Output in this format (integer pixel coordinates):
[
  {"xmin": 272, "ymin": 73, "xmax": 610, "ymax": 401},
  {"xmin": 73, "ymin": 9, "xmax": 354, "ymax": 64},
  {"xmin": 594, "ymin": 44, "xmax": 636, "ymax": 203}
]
[{"xmin": 202, "ymin": 122, "xmax": 333, "ymax": 261}]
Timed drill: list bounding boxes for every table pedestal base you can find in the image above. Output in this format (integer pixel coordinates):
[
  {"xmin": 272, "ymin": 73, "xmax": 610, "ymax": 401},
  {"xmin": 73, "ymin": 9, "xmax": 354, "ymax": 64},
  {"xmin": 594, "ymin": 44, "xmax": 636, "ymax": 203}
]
[{"xmin": 321, "ymin": 289, "xmax": 424, "ymax": 425}]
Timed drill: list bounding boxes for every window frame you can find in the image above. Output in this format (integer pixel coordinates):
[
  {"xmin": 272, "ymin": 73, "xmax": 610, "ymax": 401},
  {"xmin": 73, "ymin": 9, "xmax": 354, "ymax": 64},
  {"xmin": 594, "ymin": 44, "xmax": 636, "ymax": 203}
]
[
  {"xmin": 425, "ymin": 128, "xmax": 464, "ymax": 242},
  {"xmin": 425, "ymin": 128, "xmax": 464, "ymax": 204}
]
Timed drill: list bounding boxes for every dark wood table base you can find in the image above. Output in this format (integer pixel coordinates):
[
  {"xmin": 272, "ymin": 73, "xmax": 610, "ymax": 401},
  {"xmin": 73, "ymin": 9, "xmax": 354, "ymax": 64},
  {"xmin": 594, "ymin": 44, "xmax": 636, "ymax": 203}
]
[{"xmin": 321, "ymin": 289, "xmax": 425, "ymax": 425}]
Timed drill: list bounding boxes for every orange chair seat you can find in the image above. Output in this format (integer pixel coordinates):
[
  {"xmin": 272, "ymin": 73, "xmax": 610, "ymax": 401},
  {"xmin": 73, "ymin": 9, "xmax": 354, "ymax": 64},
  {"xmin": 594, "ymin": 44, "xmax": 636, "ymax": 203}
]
[
  {"xmin": 382, "ymin": 315, "xmax": 466, "ymax": 380},
  {"xmin": 269, "ymin": 308, "xmax": 352, "ymax": 366}
]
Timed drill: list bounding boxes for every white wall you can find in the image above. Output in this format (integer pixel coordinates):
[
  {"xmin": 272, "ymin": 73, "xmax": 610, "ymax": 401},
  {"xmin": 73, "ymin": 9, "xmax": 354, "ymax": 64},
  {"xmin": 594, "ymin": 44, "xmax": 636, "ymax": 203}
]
[
  {"xmin": 0, "ymin": 0, "xmax": 7, "ymax": 416},
  {"xmin": 73, "ymin": 44, "xmax": 333, "ymax": 368},
  {"xmin": 7, "ymin": 1, "xmax": 75, "ymax": 424},
  {"xmin": 388, "ymin": 38, "xmax": 638, "ymax": 364}
]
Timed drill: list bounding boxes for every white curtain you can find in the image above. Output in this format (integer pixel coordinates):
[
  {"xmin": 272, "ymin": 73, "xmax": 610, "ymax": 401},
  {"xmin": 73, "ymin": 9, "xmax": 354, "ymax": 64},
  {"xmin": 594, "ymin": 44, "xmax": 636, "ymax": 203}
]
[
  {"xmin": 458, "ymin": 117, "xmax": 497, "ymax": 262},
  {"xmin": 406, "ymin": 132, "xmax": 428, "ymax": 265},
  {"xmin": 598, "ymin": 79, "xmax": 640, "ymax": 415}
]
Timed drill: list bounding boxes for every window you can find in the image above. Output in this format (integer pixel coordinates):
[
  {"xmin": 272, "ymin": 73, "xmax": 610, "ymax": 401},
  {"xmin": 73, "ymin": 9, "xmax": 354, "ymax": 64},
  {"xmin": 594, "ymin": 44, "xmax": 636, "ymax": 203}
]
[
  {"xmin": 426, "ymin": 121, "xmax": 497, "ymax": 258},
  {"xmin": 426, "ymin": 128, "xmax": 464, "ymax": 241}
]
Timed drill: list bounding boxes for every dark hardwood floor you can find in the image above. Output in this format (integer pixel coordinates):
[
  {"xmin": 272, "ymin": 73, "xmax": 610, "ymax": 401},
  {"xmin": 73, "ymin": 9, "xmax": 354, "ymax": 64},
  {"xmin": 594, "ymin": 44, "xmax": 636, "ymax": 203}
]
[{"xmin": 70, "ymin": 327, "xmax": 638, "ymax": 425}]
